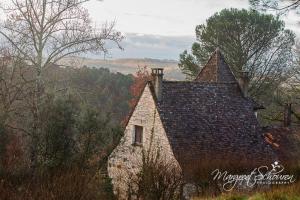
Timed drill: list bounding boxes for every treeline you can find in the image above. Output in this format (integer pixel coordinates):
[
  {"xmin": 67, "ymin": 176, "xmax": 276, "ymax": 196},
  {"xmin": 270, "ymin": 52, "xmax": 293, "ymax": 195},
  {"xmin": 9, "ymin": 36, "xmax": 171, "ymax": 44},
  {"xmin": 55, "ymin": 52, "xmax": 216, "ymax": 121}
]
[
  {"xmin": 0, "ymin": 56, "xmax": 134, "ymax": 199},
  {"xmin": 0, "ymin": 0, "xmax": 127, "ymax": 179},
  {"xmin": 0, "ymin": 61, "xmax": 133, "ymax": 171}
]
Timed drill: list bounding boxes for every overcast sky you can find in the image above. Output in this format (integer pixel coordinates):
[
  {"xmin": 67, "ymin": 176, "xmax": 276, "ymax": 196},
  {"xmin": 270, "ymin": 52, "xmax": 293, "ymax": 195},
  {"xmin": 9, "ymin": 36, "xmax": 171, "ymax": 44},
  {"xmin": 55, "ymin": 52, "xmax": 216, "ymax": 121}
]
[
  {"xmin": 83, "ymin": 0, "xmax": 299, "ymax": 60},
  {"xmin": 85, "ymin": 0, "xmax": 247, "ymax": 59},
  {"xmin": 1, "ymin": 0, "xmax": 299, "ymax": 60},
  {"xmin": 85, "ymin": 0, "xmax": 250, "ymax": 36}
]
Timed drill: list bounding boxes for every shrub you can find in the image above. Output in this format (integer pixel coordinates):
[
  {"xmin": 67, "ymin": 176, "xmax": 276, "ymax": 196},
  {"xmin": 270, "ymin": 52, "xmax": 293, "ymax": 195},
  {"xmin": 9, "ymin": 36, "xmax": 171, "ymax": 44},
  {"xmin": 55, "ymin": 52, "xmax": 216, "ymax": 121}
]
[
  {"xmin": 0, "ymin": 119, "xmax": 8, "ymax": 174},
  {"xmin": 127, "ymin": 150, "xmax": 183, "ymax": 200},
  {"xmin": 39, "ymin": 94, "xmax": 79, "ymax": 169},
  {"xmin": 0, "ymin": 167, "xmax": 115, "ymax": 200}
]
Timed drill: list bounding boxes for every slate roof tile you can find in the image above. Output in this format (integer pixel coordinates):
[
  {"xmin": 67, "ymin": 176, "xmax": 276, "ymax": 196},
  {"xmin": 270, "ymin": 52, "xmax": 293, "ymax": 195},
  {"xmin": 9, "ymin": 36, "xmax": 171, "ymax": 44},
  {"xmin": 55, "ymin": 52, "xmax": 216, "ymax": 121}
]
[
  {"xmin": 148, "ymin": 49, "xmax": 274, "ymax": 173},
  {"xmin": 156, "ymin": 81, "xmax": 273, "ymax": 167}
]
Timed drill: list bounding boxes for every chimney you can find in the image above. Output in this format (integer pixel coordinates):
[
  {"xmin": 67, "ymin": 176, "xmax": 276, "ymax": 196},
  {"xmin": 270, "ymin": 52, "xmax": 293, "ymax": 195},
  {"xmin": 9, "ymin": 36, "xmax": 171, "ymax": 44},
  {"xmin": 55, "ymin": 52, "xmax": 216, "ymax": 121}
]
[
  {"xmin": 283, "ymin": 103, "xmax": 292, "ymax": 127},
  {"xmin": 151, "ymin": 68, "xmax": 164, "ymax": 101},
  {"xmin": 238, "ymin": 71, "xmax": 250, "ymax": 97}
]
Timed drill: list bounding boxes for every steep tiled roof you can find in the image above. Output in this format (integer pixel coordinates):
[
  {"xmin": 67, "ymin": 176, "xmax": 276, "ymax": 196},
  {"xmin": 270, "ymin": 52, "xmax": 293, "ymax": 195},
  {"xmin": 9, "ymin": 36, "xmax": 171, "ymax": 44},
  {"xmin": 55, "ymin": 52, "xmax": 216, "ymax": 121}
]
[
  {"xmin": 195, "ymin": 48, "xmax": 237, "ymax": 83},
  {"xmin": 196, "ymin": 48, "xmax": 264, "ymax": 110},
  {"xmin": 149, "ymin": 49, "xmax": 273, "ymax": 177},
  {"xmin": 156, "ymin": 81, "xmax": 274, "ymax": 168}
]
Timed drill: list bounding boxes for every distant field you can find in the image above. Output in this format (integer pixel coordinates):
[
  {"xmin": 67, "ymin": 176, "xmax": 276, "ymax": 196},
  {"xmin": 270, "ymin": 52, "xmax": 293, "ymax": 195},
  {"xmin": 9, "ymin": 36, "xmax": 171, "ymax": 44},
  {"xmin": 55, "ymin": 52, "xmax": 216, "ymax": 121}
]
[{"xmin": 60, "ymin": 57, "xmax": 185, "ymax": 80}]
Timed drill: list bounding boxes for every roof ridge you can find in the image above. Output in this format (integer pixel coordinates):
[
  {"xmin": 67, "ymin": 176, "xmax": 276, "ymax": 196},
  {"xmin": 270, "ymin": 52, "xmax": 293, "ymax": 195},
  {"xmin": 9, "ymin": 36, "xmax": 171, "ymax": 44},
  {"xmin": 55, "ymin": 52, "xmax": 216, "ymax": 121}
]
[
  {"xmin": 163, "ymin": 80, "xmax": 239, "ymax": 85},
  {"xmin": 218, "ymin": 51, "xmax": 239, "ymax": 84},
  {"xmin": 216, "ymin": 48, "xmax": 220, "ymax": 82},
  {"xmin": 195, "ymin": 48, "xmax": 239, "ymax": 84},
  {"xmin": 195, "ymin": 49, "xmax": 217, "ymax": 80}
]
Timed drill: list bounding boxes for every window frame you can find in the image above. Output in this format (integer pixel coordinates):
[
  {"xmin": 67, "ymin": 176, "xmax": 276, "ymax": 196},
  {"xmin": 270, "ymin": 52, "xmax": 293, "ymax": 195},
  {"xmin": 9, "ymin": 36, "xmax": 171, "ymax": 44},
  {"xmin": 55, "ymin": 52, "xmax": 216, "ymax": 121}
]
[{"xmin": 133, "ymin": 125, "xmax": 143, "ymax": 146}]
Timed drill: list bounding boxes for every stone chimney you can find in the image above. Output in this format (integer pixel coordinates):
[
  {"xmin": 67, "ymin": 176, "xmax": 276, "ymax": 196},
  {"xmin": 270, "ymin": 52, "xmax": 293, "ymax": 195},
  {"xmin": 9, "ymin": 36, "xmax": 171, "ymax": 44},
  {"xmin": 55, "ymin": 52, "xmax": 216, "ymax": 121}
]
[
  {"xmin": 151, "ymin": 68, "xmax": 164, "ymax": 101},
  {"xmin": 238, "ymin": 71, "xmax": 250, "ymax": 97},
  {"xmin": 283, "ymin": 103, "xmax": 292, "ymax": 127}
]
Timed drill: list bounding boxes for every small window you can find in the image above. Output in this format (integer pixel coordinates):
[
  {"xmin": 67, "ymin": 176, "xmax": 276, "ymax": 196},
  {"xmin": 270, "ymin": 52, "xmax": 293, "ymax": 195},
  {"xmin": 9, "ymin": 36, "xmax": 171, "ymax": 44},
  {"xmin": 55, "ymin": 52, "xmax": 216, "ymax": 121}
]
[{"xmin": 133, "ymin": 125, "xmax": 143, "ymax": 145}]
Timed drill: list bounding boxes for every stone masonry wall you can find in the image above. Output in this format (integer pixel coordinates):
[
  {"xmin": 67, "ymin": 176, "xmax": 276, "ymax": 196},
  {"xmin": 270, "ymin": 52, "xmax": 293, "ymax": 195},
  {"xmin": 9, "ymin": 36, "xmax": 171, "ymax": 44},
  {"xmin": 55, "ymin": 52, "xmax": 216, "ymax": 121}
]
[{"xmin": 107, "ymin": 84, "xmax": 180, "ymax": 199}]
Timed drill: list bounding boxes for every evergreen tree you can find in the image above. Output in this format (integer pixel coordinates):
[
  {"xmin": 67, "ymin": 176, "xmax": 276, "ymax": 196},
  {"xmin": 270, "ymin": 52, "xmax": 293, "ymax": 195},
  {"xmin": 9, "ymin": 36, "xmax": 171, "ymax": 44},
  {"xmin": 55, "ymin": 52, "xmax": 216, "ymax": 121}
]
[{"xmin": 179, "ymin": 8, "xmax": 295, "ymax": 98}]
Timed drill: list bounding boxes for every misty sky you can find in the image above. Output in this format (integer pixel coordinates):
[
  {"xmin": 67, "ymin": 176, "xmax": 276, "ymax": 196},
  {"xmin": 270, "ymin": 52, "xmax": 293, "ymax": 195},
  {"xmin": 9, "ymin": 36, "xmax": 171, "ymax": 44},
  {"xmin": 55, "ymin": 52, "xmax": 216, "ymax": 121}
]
[
  {"xmin": 85, "ymin": 0, "xmax": 250, "ymax": 36},
  {"xmin": 82, "ymin": 0, "xmax": 299, "ymax": 60},
  {"xmin": 86, "ymin": 0, "xmax": 247, "ymax": 60},
  {"xmin": 1, "ymin": 0, "xmax": 299, "ymax": 60}
]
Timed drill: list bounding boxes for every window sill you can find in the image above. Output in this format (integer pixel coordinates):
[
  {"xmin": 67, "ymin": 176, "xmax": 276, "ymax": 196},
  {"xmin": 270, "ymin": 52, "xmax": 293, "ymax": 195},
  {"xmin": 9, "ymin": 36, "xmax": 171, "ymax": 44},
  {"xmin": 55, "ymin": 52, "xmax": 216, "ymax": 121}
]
[{"xmin": 132, "ymin": 142, "xmax": 143, "ymax": 147}]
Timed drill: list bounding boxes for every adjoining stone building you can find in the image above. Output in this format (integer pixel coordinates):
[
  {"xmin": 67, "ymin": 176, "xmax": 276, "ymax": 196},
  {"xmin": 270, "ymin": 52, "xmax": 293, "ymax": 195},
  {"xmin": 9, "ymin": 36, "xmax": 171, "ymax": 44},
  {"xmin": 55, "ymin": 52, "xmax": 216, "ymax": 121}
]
[{"xmin": 107, "ymin": 48, "xmax": 275, "ymax": 199}]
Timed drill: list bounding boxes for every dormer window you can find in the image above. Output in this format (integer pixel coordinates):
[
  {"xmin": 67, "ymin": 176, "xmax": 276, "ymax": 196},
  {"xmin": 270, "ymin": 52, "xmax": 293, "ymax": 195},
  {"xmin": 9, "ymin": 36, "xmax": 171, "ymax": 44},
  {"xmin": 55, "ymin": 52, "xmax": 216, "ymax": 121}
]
[{"xmin": 133, "ymin": 125, "xmax": 143, "ymax": 145}]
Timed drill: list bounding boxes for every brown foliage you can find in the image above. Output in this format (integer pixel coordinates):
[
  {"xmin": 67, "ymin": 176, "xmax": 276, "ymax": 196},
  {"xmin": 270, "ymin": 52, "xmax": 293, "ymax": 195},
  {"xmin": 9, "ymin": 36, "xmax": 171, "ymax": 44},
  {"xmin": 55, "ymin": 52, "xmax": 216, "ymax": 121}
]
[
  {"xmin": 122, "ymin": 66, "xmax": 152, "ymax": 126},
  {"xmin": 181, "ymin": 154, "xmax": 273, "ymax": 197},
  {"xmin": 129, "ymin": 66, "xmax": 152, "ymax": 109},
  {"xmin": 126, "ymin": 151, "xmax": 183, "ymax": 200},
  {"xmin": 0, "ymin": 167, "xmax": 114, "ymax": 200},
  {"xmin": 3, "ymin": 133, "xmax": 27, "ymax": 174}
]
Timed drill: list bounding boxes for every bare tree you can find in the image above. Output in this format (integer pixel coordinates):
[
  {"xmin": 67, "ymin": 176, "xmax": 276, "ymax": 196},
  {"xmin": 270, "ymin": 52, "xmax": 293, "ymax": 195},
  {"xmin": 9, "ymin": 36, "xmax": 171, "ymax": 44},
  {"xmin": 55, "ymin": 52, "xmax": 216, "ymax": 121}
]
[
  {"xmin": 260, "ymin": 41, "xmax": 300, "ymax": 124},
  {"xmin": 0, "ymin": 47, "xmax": 33, "ymax": 130},
  {"xmin": 250, "ymin": 0, "xmax": 300, "ymax": 14},
  {"xmin": 0, "ymin": 0, "xmax": 123, "ymax": 169}
]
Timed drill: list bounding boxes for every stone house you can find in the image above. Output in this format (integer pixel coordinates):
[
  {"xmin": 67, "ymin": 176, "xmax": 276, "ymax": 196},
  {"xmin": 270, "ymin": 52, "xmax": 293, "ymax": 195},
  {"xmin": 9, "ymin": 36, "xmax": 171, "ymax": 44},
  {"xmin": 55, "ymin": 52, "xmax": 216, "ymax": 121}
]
[{"xmin": 107, "ymin": 49, "xmax": 275, "ymax": 199}]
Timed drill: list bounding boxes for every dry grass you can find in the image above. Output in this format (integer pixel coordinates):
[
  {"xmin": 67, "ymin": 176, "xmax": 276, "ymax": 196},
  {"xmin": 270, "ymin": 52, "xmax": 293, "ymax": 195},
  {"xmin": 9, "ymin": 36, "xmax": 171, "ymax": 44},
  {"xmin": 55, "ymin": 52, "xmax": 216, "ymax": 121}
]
[
  {"xmin": 193, "ymin": 181, "xmax": 300, "ymax": 200},
  {"xmin": 188, "ymin": 155, "xmax": 300, "ymax": 200},
  {"xmin": 0, "ymin": 167, "xmax": 114, "ymax": 200},
  {"xmin": 181, "ymin": 154, "xmax": 273, "ymax": 197}
]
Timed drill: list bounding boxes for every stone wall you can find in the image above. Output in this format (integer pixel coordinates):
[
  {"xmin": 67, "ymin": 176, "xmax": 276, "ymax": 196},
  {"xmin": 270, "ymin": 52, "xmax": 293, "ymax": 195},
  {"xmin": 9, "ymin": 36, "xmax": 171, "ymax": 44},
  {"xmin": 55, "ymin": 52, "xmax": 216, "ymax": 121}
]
[{"xmin": 107, "ymin": 83, "xmax": 180, "ymax": 199}]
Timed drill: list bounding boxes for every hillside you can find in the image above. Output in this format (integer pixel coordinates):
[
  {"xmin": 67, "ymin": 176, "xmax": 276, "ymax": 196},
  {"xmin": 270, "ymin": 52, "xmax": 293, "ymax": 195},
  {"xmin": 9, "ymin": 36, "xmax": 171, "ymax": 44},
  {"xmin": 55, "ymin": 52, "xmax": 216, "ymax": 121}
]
[{"xmin": 59, "ymin": 57, "xmax": 185, "ymax": 80}]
